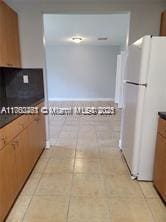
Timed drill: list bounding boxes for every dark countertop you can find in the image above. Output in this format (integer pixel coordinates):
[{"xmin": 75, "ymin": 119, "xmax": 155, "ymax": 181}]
[
  {"xmin": 158, "ymin": 112, "xmax": 166, "ymax": 120},
  {"xmin": 0, "ymin": 98, "xmax": 44, "ymax": 129}
]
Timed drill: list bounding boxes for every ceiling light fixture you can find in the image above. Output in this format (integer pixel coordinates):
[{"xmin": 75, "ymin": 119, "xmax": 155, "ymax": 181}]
[
  {"xmin": 98, "ymin": 37, "xmax": 108, "ymax": 41},
  {"xmin": 72, "ymin": 37, "xmax": 83, "ymax": 44}
]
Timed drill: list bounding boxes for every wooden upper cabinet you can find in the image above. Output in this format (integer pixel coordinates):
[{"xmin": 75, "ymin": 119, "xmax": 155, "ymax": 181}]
[
  {"xmin": 0, "ymin": 1, "xmax": 21, "ymax": 68},
  {"xmin": 153, "ymin": 118, "xmax": 166, "ymax": 202},
  {"xmin": 160, "ymin": 10, "xmax": 166, "ymax": 36},
  {"xmin": 0, "ymin": 2, "xmax": 8, "ymax": 67}
]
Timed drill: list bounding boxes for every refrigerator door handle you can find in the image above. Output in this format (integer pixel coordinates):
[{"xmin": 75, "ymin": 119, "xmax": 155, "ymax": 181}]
[{"xmin": 125, "ymin": 81, "xmax": 148, "ymax": 87}]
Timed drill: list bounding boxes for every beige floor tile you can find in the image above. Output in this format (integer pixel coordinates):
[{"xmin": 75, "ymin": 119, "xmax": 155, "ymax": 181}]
[
  {"xmin": 98, "ymin": 138, "xmax": 119, "ymax": 148},
  {"xmin": 74, "ymin": 158, "xmax": 101, "ymax": 174},
  {"xmin": 61, "ymin": 130, "xmax": 78, "ymax": 135},
  {"xmin": 50, "ymin": 147, "xmax": 75, "ymax": 159},
  {"xmin": 56, "ymin": 139, "xmax": 77, "ymax": 148},
  {"xmin": 68, "ymin": 196, "xmax": 110, "ymax": 222},
  {"xmin": 62, "ymin": 126, "xmax": 78, "ymax": 131},
  {"xmin": 76, "ymin": 149, "xmax": 100, "ymax": 159},
  {"xmin": 23, "ymin": 195, "xmax": 69, "ymax": 222},
  {"xmin": 99, "ymin": 147, "xmax": 122, "ymax": 160},
  {"xmin": 78, "ymin": 133, "xmax": 97, "ymax": 140},
  {"xmin": 40, "ymin": 150, "xmax": 51, "ymax": 160},
  {"xmin": 49, "ymin": 126, "xmax": 63, "ymax": 133},
  {"xmin": 139, "ymin": 182, "xmax": 159, "ymax": 198},
  {"xmin": 100, "ymin": 158, "xmax": 129, "ymax": 175},
  {"xmin": 104, "ymin": 174, "xmax": 144, "ymax": 198},
  {"xmin": 97, "ymin": 133, "xmax": 115, "ymax": 140},
  {"xmin": 32, "ymin": 158, "xmax": 49, "ymax": 174},
  {"xmin": 35, "ymin": 173, "xmax": 72, "ymax": 196},
  {"xmin": 77, "ymin": 139, "xmax": 98, "ymax": 148},
  {"xmin": 147, "ymin": 198, "xmax": 166, "ymax": 222},
  {"xmin": 6, "ymin": 196, "xmax": 32, "ymax": 222},
  {"xmin": 108, "ymin": 197, "xmax": 154, "ymax": 222},
  {"xmin": 71, "ymin": 174, "xmax": 105, "ymax": 198},
  {"xmin": 21, "ymin": 173, "xmax": 42, "ymax": 196},
  {"xmin": 95, "ymin": 125, "xmax": 112, "ymax": 131},
  {"xmin": 44, "ymin": 158, "xmax": 75, "ymax": 174},
  {"xmin": 77, "ymin": 144, "xmax": 99, "ymax": 151},
  {"xmin": 79, "ymin": 126, "xmax": 95, "ymax": 132},
  {"xmin": 59, "ymin": 132, "xmax": 77, "ymax": 139}
]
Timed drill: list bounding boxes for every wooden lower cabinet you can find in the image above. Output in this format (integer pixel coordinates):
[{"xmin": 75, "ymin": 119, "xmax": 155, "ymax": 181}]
[
  {"xmin": 14, "ymin": 128, "xmax": 30, "ymax": 190},
  {"xmin": 0, "ymin": 144, "xmax": 18, "ymax": 221},
  {"xmin": 36, "ymin": 112, "xmax": 46, "ymax": 155},
  {"xmin": 0, "ymin": 103, "xmax": 45, "ymax": 221},
  {"xmin": 27, "ymin": 118, "xmax": 42, "ymax": 165},
  {"xmin": 153, "ymin": 118, "xmax": 166, "ymax": 202}
]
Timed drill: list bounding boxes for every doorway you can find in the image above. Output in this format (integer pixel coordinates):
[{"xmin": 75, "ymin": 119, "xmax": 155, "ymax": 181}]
[{"xmin": 43, "ymin": 13, "xmax": 130, "ymax": 146}]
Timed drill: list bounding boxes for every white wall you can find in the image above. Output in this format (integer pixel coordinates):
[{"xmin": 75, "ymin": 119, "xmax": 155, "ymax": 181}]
[
  {"xmin": 46, "ymin": 45, "xmax": 120, "ymax": 100},
  {"xmin": 6, "ymin": 1, "xmax": 166, "ymax": 68}
]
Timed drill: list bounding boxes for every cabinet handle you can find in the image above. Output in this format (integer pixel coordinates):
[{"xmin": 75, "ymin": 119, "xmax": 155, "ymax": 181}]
[
  {"xmin": 34, "ymin": 117, "xmax": 40, "ymax": 122},
  {"xmin": 1, "ymin": 136, "xmax": 7, "ymax": 144},
  {"xmin": 11, "ymin": 143, "xmax": 16, "ymax": 150},
  {"xmin": 7, "ymin": 63, "xmax": 13, "ymax": 67},
  {"xmin": 14, "ymin": 141, "xmax": 19, "ymax": 145},
  {"xmin": 11, "ymin": 141, "xmax": 19, "ymax": 150}
]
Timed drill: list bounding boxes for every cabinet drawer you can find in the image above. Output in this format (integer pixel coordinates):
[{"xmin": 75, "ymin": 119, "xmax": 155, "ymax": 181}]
[
  {"xmin": 158, "ymin": 118, "xmax": 166, "ymax": 138},
  {"xmin": 0, "ymin": 119, "xmax": 22, "ymax": 150},
  {"xmin": 0, "ymin": 103, "xmax": 44, "ymax": 150},
  {"xmin": 0, "ymin": 116, "xmax": 30, "ymax": 150},
  {"xmin": 17, "ymin": 114, "xmax": 33, "ymax": 129},
  {"xmin": 154, "ymin": 133, "xmax": 166, "ymax": 201},
  {"xmin": 0, "ymin": 127, "xmax": 9, "ymax": 150}
]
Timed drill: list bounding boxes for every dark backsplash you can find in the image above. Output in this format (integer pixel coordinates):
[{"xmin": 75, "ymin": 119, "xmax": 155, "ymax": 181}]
[{"xmin": 0, "ymin": 67, "xmax": 44, "ymax": 107}]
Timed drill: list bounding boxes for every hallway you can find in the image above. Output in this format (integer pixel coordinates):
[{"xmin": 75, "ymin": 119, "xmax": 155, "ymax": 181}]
[{"xmin": 6, "ymin": 102, "xmax": 166, "ymax": 222}]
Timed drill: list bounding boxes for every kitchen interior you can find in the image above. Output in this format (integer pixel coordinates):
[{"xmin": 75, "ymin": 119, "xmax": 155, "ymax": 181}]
[{"xmin": 0, "ymin": 0, "xmax": 166, "ymax": 222}]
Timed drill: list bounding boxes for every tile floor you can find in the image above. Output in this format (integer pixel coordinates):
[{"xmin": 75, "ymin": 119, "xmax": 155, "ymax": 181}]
[{"xmin": 6, "ymin": 102, "xmax": 166, "ymax": 222}]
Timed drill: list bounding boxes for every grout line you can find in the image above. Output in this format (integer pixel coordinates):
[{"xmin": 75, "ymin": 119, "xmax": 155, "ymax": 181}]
[
  {"xmin": 65, "ymin": 113, "xmax": 80, "ymax": 222},
  {"xmin": 93, "ymin": 118, "xmax": 114, "ymax": 222},
  {"xmin": 21, "ymin": 152, "xmax": 51, "ymax": 222},
  {"xmin": 138, "ymin": 183, "xmax": 157, "ymax": 222}
]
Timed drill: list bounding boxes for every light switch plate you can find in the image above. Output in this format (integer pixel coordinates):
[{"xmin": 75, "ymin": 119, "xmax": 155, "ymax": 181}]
[{"xmin": 23, "ymin": 75, "xmax": 29, "ymax": 83}]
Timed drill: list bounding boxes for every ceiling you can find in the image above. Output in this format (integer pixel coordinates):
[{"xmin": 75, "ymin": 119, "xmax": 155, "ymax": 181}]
[
  {"xmin": 43, "ymin": 14, "xmax": 130, "ymax": 46},
  {"xmin": 5, "ymin": 0, "xmax": 166, "ymax": 3}
]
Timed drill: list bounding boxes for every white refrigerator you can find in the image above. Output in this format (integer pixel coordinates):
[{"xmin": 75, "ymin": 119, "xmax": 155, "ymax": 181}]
[
  {"xmin": 121, "ymin": 36, "xmax": 166, "ymax": 181},
  {"xmin": 115, "ymin": 51, "xmax": 127, "ymax": 109}
]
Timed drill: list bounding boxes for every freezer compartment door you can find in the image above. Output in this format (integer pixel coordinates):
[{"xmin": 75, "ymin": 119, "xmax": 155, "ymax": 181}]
[
  {"xmin": 125, "ymin": 36, "xmax": 151, "ymax": 84},
  {"xmin": 121, "ymin": 82, "xmax": 146, "ymax": 176}
]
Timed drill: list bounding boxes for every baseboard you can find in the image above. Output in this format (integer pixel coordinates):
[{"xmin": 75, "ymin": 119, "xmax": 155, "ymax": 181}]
[
  {"xmin": 49, "ymin": 98, "xmax": 114, "ymax": 102},
  {"xmin": 49, "ymin": 138, "xmax": 58, "ymax": 146},
  {"xmin": 45, "ymin": 140, "xmax": 51, "ymax": 149},
  {"xmin": 119, "ymin": 139, "xmax": 122, "ymax": 149}
]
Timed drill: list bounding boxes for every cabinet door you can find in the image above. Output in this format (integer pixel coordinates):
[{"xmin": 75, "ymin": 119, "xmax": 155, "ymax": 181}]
[
  {"xmin": 14, "ymin": 129, "xmax": 30, "ymax": 190},
  {"xmin": 0, "ymin": 144, "xmax": 18, "ymax": 222},
  {"xmin": 154, "ymin": 133, "xmax": 166, "ymax": 201},
  {"xmin": 0, "ymin": 2, "xmax": 21, "ymax": 68},
  {"xmin": 27, "ymin": 121, "xmax": 39, "ymax": 168},
  {"xmin": 37, "ymin": 112, "xmax": 46, "ymax": 153},
  {"xmin": 0, "ymin": 2, "xmax": 9, "ymax": 67},
  {"xmin": 6, "ymin": 4, "xmax": 21, "ymax": 68},
  {"xmin": 160, "ymin": 11, "xmax": 166, "ymax": 36}
]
